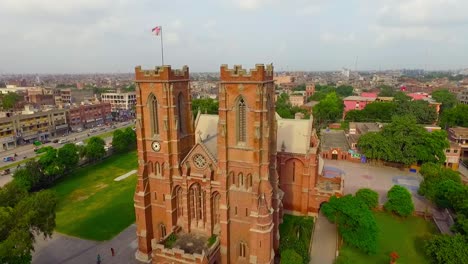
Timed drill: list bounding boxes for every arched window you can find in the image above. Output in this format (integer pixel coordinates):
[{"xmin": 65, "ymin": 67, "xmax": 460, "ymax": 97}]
[
  {"xmin": 212, "ymin": 192, "xmax": 220, "ymax": 225},
  {"xmin": 247, "ymin": 174, "xmax": 252, "ymax": 188},
  {"xmin": 230, "ymin": 172, "xmax": 235, "ymax": 185},
  {"xmin": 239, "ymin": 242, "xmax": 247, "ymax": 257},
  {"xmin": 237, "ymin": 97, "xmax": 246, "ymax": 143},
  {"xmin": 238, "ymin": 173, "xmax": 244, "ymax": 188},
  {"xmin": 148, "ymin": 94, "xmax": 159, "ymax": 136},
  {"xmin": 177, "ymin": 93, "xmax": 185, "ymax": 134},
  {"xmin": 155, "ymin": 162, "xmax": 161, "ymax": 175},
  {"xmin": 292, "ymin": 162, "xmax": 296, "ymax": 182}
]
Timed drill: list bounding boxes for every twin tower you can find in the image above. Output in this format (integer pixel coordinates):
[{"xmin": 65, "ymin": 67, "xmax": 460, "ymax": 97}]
[{"xmin": 133, "ymin": 64, "xmax": 281, "ymax": 264}]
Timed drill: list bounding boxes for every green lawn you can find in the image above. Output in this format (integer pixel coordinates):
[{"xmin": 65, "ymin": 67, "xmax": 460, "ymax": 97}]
[
  {"xmin": 52, "ymin": 151, "xmax": 138, "ymax": 240},
  {"xmin": 336, "ymin": 211, "xmax": 438, "ymax": 264},
  {"xmin": 279, "ymin": 214, "xmax": 314, "ymax": 263}
]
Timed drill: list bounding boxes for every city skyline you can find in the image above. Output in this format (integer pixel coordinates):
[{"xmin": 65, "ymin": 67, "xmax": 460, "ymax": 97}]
[{"xmin": 1, "ymin": 0, "xmax": 468, "ymax": 73}]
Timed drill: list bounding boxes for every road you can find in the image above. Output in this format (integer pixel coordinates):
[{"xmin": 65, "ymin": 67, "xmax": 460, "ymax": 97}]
[
  {"xmin": 0, "ymin": 121, "xmax": 134, "ymax": 187},
  {"xmin": 310, "ymin": 212, "xmax": 337, "ymax": 264}
]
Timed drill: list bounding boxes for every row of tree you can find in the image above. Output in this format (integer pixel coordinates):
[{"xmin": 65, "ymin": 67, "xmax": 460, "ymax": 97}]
[
  {"xmin": 1, "ymin": 127, "xmax": 137, "ymax": 262},
  {"xmin": 358, "ymin": 116, "xmax": 449, "ymax": 165}
]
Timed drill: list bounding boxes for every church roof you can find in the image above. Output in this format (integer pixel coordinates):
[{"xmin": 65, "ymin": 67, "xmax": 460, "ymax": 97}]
[
  {"xmin": 276, "ymin": 118, "xmax": 311, "ymax": 154},
  {"xmin": 195, "ymin": 113, "xmax": 312, "ymax": 156},
  {"xmin": 195, "ymin": 114, "xmax": 219, "ymax": 157}
]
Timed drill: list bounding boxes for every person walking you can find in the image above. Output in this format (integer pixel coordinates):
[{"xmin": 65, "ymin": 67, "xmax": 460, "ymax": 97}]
[
  {"xmin": 97, "ymin": 254, "xmax": 101, "ymax": 264},
  {"xmin": 111, "ymin": 247, "xmax": 115, "ymax": 256}
]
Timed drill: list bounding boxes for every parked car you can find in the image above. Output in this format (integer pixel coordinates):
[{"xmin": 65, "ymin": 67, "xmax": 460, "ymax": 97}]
[
  {"xmin": 75, "ymin": 141, "xmax": 84, "ymax": 147},
  {"xmin": 1, "ymin": 169, "xmax": 11, "ymax": 175},
  {"xmin": 41, "ymin": 139, "xmax": 51, "ymax": 144},
  {"xmin": 52, "ymin": 139, "xmax": 59, "ymax": 143},
  {"xmin": 76, "ymin": 128, "xmax": 83, "ymax": 132},
  {"xmin": 3, "ymin": 156, "xmax": 15, "ymax": 162}
]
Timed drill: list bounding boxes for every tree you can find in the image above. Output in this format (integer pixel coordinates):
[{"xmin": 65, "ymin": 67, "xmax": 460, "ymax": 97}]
[
  {"xmin": 439, "ymin": 104, "xmax": 468, "ymax": 128},
  {"xmin": 191, "ymin": 98, "xmax": 218, "ymax": 115},
  {"xmin": 384, "ymin": 185, "xmax": 414, "ymax": 217},
  {"xmin": 280, "ymin": 249, "xmax": 303, "ymax": 264},
  {"xmin": 38, "ymin": 147, "xmax": 64, "ymax": 181},
  {"xmin": 0, "ymin": 183, "xmax": 57, "ymax": 263},
  {"xmin": 336, "ymin": 85, "xmax": 354, "ymax": 97},
  {"xmin": 418, "ymin": 163, "xmax": 462, "ymax": 202},
  {"xmin": 123, "ymin": 127, "xmax": 136, "ymax": 148},
  {"xmin": 292, "ymin": 84, "xmax": 306, "ymax": 91},
  {"xmin": 424, "ymin": 234, "xmax": 468, "ymax": 264},
  {"xmin": 431, "ymin": 89, "xmax": 457, "ymax": 112},
  {"xmin": 13, "ymin": 161, "xmax": 45, "ymax": 191},
  {"xmin": 322, "ymin": 195, "xmax": 378, "ymax": 254},
  {"xmin": 57, "ymin": 143, "xmax": 79, "ymax": 171},
  {"xmin": 355, "ymin": 188, "xmax": 379, "ymax": 209},
  {"xmin": 378, "ymin": 85, "xmax": 396, "ymax": 97},
  {"xmin": 1, "ymin": 92, "xmax": 21, "ymax": 109},
  {"xmin": 84, "ymin": 137, "xmax": 106, "ymax": 162},
  {"xmin": 312, "ymin": 92, "xmax": 343, "ymax": 128},
  {"xmin": 112, "ymin": 129, "xmax": 127, "ymax": 153}
]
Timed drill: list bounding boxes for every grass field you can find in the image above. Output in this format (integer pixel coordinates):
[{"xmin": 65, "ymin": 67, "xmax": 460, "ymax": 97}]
[
  {"xmin": 336, "ymin": 211, "xmax": 437, "ymax": 264},
  {"xmin": 52, "ymin": 151, "xmax": 138, "ymax": 240}
]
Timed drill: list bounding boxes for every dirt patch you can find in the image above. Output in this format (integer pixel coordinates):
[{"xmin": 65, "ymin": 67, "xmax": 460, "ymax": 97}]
[
  {"xmin": 95, "ymin": 183, "xmax": 108, "ymax": 190},
  {"xmin": 75, "ymin": 195, "xmax": 90, "ymax": 202}
]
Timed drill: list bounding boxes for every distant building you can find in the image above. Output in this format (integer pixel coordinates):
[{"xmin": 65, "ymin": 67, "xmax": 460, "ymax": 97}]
[
  {"xmin": 100, "ymin": 89, "xmax": 136, "ymax": 119},
  {"xmin": 0, "ymin": 106, "xmax": 69, "ymax": 150},
  {"xmin": 56, "ymin": 88, "xmax": 95, "ymax": 105},
  {"xmin": 67, "ymin": 102, "xmax": 112, "ymax": 130},
  {"xmin": 458, "ymin": 88, "xmax": 468, "ymax": 105},
  {"xmin": 343, "ymin": 95, "xmax": 376, "ymax": 114},
  {"xmin": 448, "ymin": 127, "xmax": 468, "ymax": 159},
  {"xmin": 289, "ymin": 93, "xmax": 305, "ymax": 107},
  {"xmin": 305, "ymin": 84, "xmax": 315, "ymax": 98}
]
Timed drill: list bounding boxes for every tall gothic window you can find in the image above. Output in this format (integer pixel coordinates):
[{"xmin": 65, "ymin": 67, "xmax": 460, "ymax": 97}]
[
  {"xmin": 177, "ymin": 93, "xmax": 185, "ymax": 134},
  {"xmin": 176, "ymin": 186, "xmax": 183, "ymax": 218},
  {"xmin": 237, "ymin": 97, "xmax": 246, "ymax": 143},
  {"xmin": 239, "ymin": 242, "xmax": 247, "ymax": 257},
  {"xmin": 212, "ymin": 193, "xmax": 220, "ymax": 225},
  {"xmin": 148, "ymin": 94, "xmax": 159, "ymax": 136},
  {"xmin": 189, "ymin": 183, "xmax": 205, "ymax": 227},
  {"xmin": 292, "ymin": 162, "xmax": 296, "ymax": 182}
]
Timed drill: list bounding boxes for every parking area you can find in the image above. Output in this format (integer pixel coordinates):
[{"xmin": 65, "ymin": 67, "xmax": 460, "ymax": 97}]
[{"xmin": 323, "ymin": 159, "xmax": 431, "ymax": 212}]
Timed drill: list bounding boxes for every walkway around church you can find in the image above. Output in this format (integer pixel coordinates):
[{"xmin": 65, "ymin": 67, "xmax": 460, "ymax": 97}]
[
  {"xmin": 309, "ymin": 212, "xmax": 338, "ymax": 264},
  {"xmin": 32, "ymin": 224, "xmax": 140, "ymax": 264}
]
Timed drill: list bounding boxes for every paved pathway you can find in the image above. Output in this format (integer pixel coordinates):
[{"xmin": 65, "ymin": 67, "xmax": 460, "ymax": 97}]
[
  {"xmin": 309, "ymin": 212, "xmax": 337, "ymax": 264},
  {"xmin": 32, "ymin": 224, "xmax": 141, "ymax": 264},
  {"xmin": 115, "ymin": 170, "xmax": 137, "ymax": 181}
]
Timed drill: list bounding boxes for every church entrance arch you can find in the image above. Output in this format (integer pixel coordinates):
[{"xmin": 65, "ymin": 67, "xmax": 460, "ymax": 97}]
[{"xmin": 331, "ymin": 150, "xmax": 338, "ymax": 160}]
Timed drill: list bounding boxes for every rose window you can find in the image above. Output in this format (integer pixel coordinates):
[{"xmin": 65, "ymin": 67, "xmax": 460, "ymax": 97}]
[{"xmin": 193, "ymin": 154, "xmax": 207, "ymax": 169}]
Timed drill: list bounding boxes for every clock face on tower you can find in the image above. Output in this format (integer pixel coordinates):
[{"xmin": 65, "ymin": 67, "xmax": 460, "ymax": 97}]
[{"xmin": 151, "ymin": 141, "xmax": 161, "ymax": 152}]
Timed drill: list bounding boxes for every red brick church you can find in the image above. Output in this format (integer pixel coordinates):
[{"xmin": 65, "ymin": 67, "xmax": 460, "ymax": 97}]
[{"xmin": 133, "ymin": 64, "xmax": 342, "ymax": 264}]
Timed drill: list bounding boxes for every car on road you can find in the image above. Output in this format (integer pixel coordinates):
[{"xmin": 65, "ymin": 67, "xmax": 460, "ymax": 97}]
[
  {"xmin": 75, "ymin": 141, "xmax": 84, "ymax": 147},
  {"xmin": 3, "ymin": 156, "xmax": 15, "ymax": 162},
  {"xmin": 52, "ymin": 139, "xmax": 59, "ymax": 143},
  {"xmin": 41, "ymin": 139, "xmax": 51, "ymax": 144},
  {"xmin": 76, "ymin": 128, "xmax": 83, "ymax": 132},
  {"xmin": 58, "ymin": 138, "xmax": 69, "ymax": 144}
]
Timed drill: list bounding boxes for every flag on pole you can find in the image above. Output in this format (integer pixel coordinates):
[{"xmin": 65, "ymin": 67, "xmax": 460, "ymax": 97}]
[{"xmin": 152, "ymin": 26, "xmax": 161, "ymax": 36}]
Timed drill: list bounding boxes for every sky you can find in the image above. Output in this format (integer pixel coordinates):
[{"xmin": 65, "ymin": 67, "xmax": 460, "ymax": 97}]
[{"xmin": 1, "ymin": 0, "xmax": 468, "ymax": 73}]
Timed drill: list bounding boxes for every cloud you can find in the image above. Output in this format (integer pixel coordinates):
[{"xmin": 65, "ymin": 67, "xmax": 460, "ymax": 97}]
[
  {"xmin": 234, "ymin": 0, "xmax": 270, "ymax": 10},
  {"xmin": 320, "ymin": 32, "xmax": 356, "ymax": 44},
  {"xmin": 0, "ymin": 0, "xmax": 116, "ymax": 16}
]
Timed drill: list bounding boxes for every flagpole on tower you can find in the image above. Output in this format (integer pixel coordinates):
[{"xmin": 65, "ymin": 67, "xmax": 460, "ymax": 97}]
[{"xmin": 160, "ymin": 26, "xmax": 164, "ymax": 66}]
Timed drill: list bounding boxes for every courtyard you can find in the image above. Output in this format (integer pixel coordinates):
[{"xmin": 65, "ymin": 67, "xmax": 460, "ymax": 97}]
[
  {"xmin": 52, "ymin": 150, "xmax": 138, "ymax": 240},
  {"xmin": 323, "ymin": 159, "xmax": 430, "ymax": 211}
]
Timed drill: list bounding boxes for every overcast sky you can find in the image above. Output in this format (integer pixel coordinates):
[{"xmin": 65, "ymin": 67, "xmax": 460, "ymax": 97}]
[{"xmin": 1, "ymin": 0, "xmax": 468, "ymax": 73}]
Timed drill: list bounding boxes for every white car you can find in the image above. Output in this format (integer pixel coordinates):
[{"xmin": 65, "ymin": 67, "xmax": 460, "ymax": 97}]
[{"xmin": 58, "ymin": 139, "xmax": 69, "ymax": 144}]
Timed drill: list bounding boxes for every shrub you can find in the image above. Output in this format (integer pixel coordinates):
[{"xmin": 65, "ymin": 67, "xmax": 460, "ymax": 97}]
[
  {"xmin": 322, "ymin": 195, "xmax": 378, "ymax": 254},
  {"xmin": 425, "ymin": 234, "xmax": 468, "ymax": 264},
  {"xmin": 280, "ymin": 249, "xmax": 303, "ymax": 264},
  {"xmin": 355, "ymin": 188, "xmax": 379, "ymax": 209},
  {"xmin": 384, "ymin": 185, "xmax": 414, "ymax": 217}
]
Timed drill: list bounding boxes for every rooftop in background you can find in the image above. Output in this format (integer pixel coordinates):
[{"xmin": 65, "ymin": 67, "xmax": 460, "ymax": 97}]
[{"xmin": 320, "ymin": 130, "xmax": 350, "ymax": 151}]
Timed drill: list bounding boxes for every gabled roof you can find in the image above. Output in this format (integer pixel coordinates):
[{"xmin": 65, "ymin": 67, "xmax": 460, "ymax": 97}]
[{"xmin": 195, "ymin": 112, "xmax": 313, "ymax": 156}]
